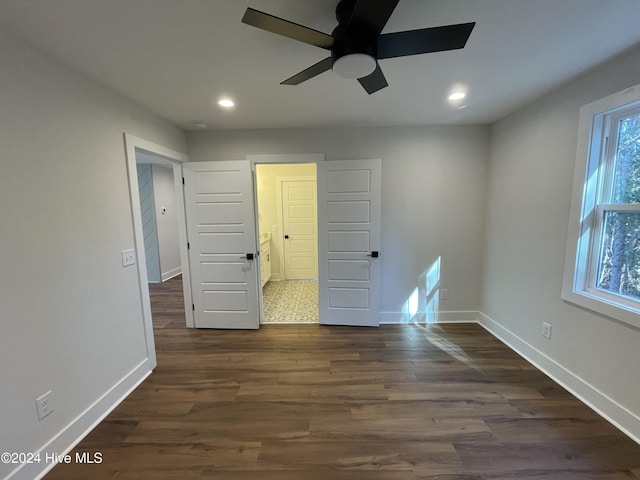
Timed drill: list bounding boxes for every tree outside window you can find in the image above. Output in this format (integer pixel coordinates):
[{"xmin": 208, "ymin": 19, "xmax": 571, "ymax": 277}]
[{"xmin": 595, "ymin": 111, "xmax": 640, "ymax": 300}]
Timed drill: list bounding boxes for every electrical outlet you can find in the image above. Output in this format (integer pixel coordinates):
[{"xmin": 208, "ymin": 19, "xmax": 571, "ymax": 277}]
[
  {"xmin": 542, "ymin": 322, "xmax": 552, "ymax": 339},
  {"xmin": 36, "ymin": 390, "xmax": 54, "ymax": 420},
  {"xmin": 439, "ymin": 289, "xmax": 449, "ymax": 300},
  {"xmin": 121, "ymin": 249, "xmax": 136, "ymax": 267}
]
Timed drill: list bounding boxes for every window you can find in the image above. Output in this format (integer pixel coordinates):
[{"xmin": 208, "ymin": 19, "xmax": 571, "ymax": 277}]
[
  {"xmin": 563, "ymin": 84, "xmax": 640, "ymax": 328},
  {"xmin": 593, "ymin": 106, "xmax": 640, "ymax": 299}
]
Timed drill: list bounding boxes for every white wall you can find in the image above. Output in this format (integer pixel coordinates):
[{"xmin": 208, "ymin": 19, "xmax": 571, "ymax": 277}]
[
  {"xmin": 481, "ymin": 45, "xmax": 640, "ymax": 440},
  {"xmin": 152, "ymin": 164, "xmax": 182, "ymax": 281},
  {"xmin": 187, "ymin": 125, "xmax": 490, "ymax": 321},
  {"xmin": 0, "ymin": 33, "xmax": 186, "ymax": 480}
]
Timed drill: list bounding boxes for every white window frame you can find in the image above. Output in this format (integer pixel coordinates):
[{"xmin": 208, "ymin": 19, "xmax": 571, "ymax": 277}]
[{"xmin": 562, "ymin": 83, "xmax": 640, "ymax": 329}]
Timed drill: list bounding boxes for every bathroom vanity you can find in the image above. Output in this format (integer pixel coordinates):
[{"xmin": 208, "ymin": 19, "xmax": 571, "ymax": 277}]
[{"xmin": 259, "ymin": 233, "xmax": 271, "ymax": 287}]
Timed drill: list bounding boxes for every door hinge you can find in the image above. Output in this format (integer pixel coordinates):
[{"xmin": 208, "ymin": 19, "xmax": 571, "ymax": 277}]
[
  {"xmin": 192, "ymin": 304, "xmax": 195, "ymax": 311},
  {"xmin": 182, "ymin": 177, "xmax": 185, "ymax": 185},
  {"xmin": 187, "ymin": 242, "xmax": 190, "ymax": 250}
]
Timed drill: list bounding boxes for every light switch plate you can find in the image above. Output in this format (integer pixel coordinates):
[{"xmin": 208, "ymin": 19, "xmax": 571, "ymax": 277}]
[{"xmin": 121, "ymin": 249, "xmax": 136, "ymax": 267}]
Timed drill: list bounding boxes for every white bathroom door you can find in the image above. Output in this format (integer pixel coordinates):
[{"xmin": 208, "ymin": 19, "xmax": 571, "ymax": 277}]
[
  {"xmin": 182, "ymin": 160, "xmax": 259, "ymax": 329},
  {"xmin": 282, "ymin": 179, "xmax": 318, "ymax": 279},
  {"xmin": 317, "ymin": 159, "xmax": 382, "ymax": 327}
]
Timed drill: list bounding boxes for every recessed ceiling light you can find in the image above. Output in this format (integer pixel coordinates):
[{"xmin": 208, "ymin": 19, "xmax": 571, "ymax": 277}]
[
  {"xmin": 218, "ymin": 97, "xmax": 235, "ymax": 108},
  {"xmin": 448, "ymin": 92, "xmax": 466, "ymax": 101}
]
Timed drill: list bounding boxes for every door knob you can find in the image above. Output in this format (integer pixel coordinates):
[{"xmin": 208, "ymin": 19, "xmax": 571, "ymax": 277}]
[
  {"xmin": 284, "ymin": 235, "xmax": 289, "ymax": 239},
  {"xmin": 241, "ymin": 253, "xmax": 254, "ymax": 260},
  {"xmin": 367, "ymin": 251, "xmax": 379, "ymax": 258}
]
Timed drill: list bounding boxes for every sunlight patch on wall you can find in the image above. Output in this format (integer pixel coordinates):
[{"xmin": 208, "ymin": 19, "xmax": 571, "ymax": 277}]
[{"xmin": 401, "ymin": 256, "xmax": 442, "ymax": 324}]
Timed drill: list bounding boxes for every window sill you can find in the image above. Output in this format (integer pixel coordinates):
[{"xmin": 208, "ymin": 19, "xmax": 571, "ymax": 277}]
[{"xmin": 561, "ymin": 287, "xmax": 640, "ymax": 330}]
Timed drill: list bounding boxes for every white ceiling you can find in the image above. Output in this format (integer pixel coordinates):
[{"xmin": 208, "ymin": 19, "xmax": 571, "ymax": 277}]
[{"xmin": 2, "ymin": 0, "xmax": 640, "ymax": 131}]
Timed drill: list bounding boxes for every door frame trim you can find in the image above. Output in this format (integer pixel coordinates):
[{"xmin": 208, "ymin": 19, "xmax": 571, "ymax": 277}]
[
  {"xmin": 124, "ymin": 133, "xmax": 192, "ymax": 351},
  {"xmin": 247, "ymin": 153, "xmax": 326, "ymax": 165}
]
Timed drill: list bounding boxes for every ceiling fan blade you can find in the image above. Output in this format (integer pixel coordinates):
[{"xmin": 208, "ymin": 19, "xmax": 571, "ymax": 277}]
[
  {"xmin": 358, "ymin": 63, "xmax": 388, "ymax": 94},
  {"xmin": 281, "ymin": 57, "xmax": 333, "ymax": 85},
  {"xmin": 242, "ymin": 8, "xmax": 334, "ymax": 49},
  {"xmin": 345, "ymin": 0, "xmax": 400, "ymax": 37},
  {"xmin": 377, "ymin": 22, "xmax": 476, "ymax": 59}
]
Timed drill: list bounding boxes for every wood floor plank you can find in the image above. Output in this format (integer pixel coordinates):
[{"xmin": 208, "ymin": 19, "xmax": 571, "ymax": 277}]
[
  {"xmin": 385, "ymin": 382, "xmax": 545, "ymax": 401},
  {"xmin": 277, "ymin": 369, "xmax": 419, "ymax": 385},
  {"xmin": 200, "ymin": 471, "xmax": 418, "ymax": 480},
  {"xmin": 236, "ymin": 382, "xmax": 389, "ymax": 403},
  {"xmin": 485, "ymin": 416, "xmax": 625, "ymax": 443},
  {"xmin": 256, "ymin": 439, "xmax": 461, "ymax": 472},
  {"xmin": 124, "ymin": 418, "xmax": 310, "ymax": 443},
  {"xmin": 416, "ymin": 471, "xmax": 639, "ymax": 480},
  {"xmin": 109, "ymin": 399, "xmax": 196, "ymax": 418},
  {"xmin": 509, "ymin": 398, "xmax": 607, "ymax": 419},
  {"xmin": 453, "ymin": 436, "xmax": 640, "ymax": 473},
  {"xmin": 44, "ymin": 275, "xmax": 640, "ymax": 479},
  {"xmin": 187, "ymin": 400, "xmax": 353, "ymax": 422},
  {"xmin": 351, "ymin": 399, "xmax": 523, "ymax": 420},
  {"xmin": 309, "ymin": 416, "xmax": 493, "ymax": 443}
]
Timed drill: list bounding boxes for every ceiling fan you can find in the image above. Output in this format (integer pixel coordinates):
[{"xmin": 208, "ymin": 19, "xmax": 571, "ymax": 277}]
[{"xmin": 241, "ymin": 0, "xmax": 475, "ymax": 94}]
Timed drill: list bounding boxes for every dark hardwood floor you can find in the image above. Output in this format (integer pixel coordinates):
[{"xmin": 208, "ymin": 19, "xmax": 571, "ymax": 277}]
[{"xmin": 46, "ymin": 276, "xmax": 640, "ymax": 479}]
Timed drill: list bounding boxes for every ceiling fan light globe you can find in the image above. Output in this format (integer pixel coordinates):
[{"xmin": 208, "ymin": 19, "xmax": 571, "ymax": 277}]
[{"xmin": 332, "ymin": 53, "xmax": 376, "ymax": 79}]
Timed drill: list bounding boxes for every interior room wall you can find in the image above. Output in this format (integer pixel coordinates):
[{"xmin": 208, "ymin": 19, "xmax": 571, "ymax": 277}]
[
  {"xmin": 481, "ymin": 44, "xmax": 640, "ymax": 440},
  {"xmin": 152, "ymin": 164, "xmax": 182, "ymax": 281},
  {"xmin": 256, "ymin": 163, "xmax": 317, "ymax": 279},
  {"xmin": 187, "ymin": 125, "xmax": 491, "ymax": 322},
  {"xmin": 0, "ymin": 32, "xmax": 186, "ymax": 480}
]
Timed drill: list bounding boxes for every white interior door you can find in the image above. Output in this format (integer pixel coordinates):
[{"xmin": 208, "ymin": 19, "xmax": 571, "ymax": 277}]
[
  {"xmin": 282, "ymin": 179, "xmax": 318, "ymax": 279},
  {"xmin": 317, "ymin": 159, "xmax": 382, "ymax": 327},
  {"xmin": 182, "ymin": 160, "xmax": 259, "ymax": 329}
]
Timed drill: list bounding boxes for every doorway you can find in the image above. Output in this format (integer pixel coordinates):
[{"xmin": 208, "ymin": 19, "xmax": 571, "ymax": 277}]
[
  {"xmin": 124, "ymin": 133, "xmax": 190, "ymax": 364},
  {"xmin": 135, "ymin": 152, "xmax": 182, "ymax": 284},
  {"xmin": 128, "ymin": 149, "xmax": 380, "ymax": 332},
  {"xmin": 255, "ymin": 163, "xmax": 319, "ymax": 323}
]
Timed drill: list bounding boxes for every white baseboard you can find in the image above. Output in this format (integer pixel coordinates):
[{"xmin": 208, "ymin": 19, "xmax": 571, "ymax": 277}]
[
  {"xmin": 161, "ymin": 267, "xmax": 182, "ymax": 282},
  {"xmin": 379, "ymin": 310, "xmax": 478, "ymax": 324},
  {"xmin": 476, "ymin": 312, "xmax": 640, "ymax": 445},
  {"xmin": 432, "ymin": 311, "xmax": 480, "ymax": 323},
  {"xmin": 7, "ymin": 358, "xmax": 154, "ymax": 480}
]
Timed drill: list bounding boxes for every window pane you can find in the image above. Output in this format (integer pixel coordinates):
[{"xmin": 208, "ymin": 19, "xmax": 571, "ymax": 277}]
[
  {"xmin": 596, "ymin": 210, "xmax": 640, "ymax": 299},
  {"xmin": 612, "ymin": 113, "xmax": 640, "ymax": 204}
]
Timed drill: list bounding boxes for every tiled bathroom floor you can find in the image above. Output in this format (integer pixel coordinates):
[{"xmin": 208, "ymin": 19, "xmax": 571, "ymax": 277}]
[{"xmin": 262, "ymin": 280, "xmax": 318, "ymax": 323}]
